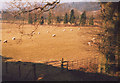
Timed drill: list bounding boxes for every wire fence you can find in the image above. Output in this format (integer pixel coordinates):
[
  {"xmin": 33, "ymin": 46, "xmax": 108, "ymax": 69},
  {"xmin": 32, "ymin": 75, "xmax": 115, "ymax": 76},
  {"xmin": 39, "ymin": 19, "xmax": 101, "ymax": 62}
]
[{"xmin": 3, "ymin": 57, "xmax": 119, "ymax": 81}]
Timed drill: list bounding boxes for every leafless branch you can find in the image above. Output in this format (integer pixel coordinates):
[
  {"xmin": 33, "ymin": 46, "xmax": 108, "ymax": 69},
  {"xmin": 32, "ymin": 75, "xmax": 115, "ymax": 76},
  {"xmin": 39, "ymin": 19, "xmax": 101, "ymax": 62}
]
[
  {"xmin": 4, "ymin": 0, "xmax": 60, "ymax": 43},
  {"xmin": 13, "ymin": 0, "xmax": 60, "ymax": 17}
]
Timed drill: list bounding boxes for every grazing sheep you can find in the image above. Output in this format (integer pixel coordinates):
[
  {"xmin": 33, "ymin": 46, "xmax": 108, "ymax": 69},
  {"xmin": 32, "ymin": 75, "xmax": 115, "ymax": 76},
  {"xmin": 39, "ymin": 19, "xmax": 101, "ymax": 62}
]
[
  {"xmin": 78, "ymin": 28, "xmax": 80, "ymax": 30},
  {"xmin": 38, "ymin": 32, "xmax": 40, "ymax": 34},
  {"xmin": 63, "ymin": 29, "xmax": 66, "ymax": 32},
  {"xmin": 92, "ymin": 38, "xmax": 95, "ymax": 40},
  {"xmin": 87, "ymin": 42, "xmax": 91, "ymax": 46},
  {"xmin": 91, "ymin": 38, "xmax": 95, "ymax": 43},
  {"xmin": 3, "ymin": 40, "xmax": 7, "ymax": 43},
  {"xmin": 52, "ymin": 34, "xmax": 56, "ymax": 37},
  {"xmin": 12, "ymin": 37, "xmax": 16, "ymax": 40},
  {"xmin": 70, "ymin": 29, "xmax": 73, "ymax": 31}
]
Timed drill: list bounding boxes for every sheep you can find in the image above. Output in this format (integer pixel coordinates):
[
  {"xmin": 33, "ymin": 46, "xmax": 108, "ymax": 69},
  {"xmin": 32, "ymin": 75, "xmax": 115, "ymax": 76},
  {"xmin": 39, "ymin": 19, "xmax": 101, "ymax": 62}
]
[
  {"xmin": 63, "ymin": 29, "xmax": 66, "ymax": 32},
  {"xmin": 91, "ymin": 38, "xmax": 95, "ymax": 43},
  {"xmin": 38, "ymin": 32, "xmax": 40, "ymax": 34},
  {"xmin": 3, "ymin": 40, "xmax": 7, "ymax": 43},
  {"xmin": 92, "ymin": 38, "xmax": 95, "ymax": 40},
  {"xmin": 78, "ymin": 28, "xmax": 81, "ymax": 30},
  {"xmin": 70, "ymin": 29, "xmax": 73, "ymax": 31},
  {"xmin": 12, "ymin": 37, "xmax": 16, "ymax": 40},
  {"xmin": 87, "ymin": 42, "xmax": 91, "ymax": 46},
  {"xmin": 52, "ymin": 34, "xmax": 56, "ymax": 37}
]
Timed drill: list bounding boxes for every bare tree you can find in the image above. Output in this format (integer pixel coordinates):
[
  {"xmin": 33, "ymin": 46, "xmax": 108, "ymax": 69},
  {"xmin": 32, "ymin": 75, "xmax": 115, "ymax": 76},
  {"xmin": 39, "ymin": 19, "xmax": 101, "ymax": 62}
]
[{"xmin": 5, "ymin": 0, "xmax": 60, "ymax": 43}]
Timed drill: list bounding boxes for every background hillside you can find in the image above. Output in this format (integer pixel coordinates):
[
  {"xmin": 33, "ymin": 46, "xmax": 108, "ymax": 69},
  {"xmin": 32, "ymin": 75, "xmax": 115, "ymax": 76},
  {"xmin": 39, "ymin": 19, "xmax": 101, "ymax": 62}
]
[
  {"xmin": 56, "ymin": 2, "xmax": 100, "ymax": 11},
  {"xmin": 46, "ymin": 2, "xmax": 100, "ymax": 18},
  {"xmin": 1, "ymin": 2, "xmax": 101, "ymax": 20}
]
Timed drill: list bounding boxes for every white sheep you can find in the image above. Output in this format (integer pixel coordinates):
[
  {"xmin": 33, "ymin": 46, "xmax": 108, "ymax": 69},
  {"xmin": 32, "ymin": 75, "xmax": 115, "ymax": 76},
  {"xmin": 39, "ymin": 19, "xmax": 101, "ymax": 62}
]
[
  {"xmin": 52, "ymin": 34, "xmax": 56, "ymax": 37},
  {"xmin": 38, "ymin": 32, "xmax": 40, "ymax": 34},
  {"xmin": 91, "ymin": 38, "xmax": 95, "ymax": 43},
  {"xmin": 12, "ymin": 37, "xmax": 16, "ymax": 40},
  {"xmin": 78, "ymin": 28, "xmax": 81, "ymax": 30},
  {"xmin": 63, "ymin": 29, "xmax": 66, "ymax": 32},
  {"xmin": 92, "ymin": 38, "xmax": 95, "ymax": 40},
  {"xmin": 3, "ymin": 40, "xmax": 7, "ymax": 43},
  {"xmin": 70, "ymin": 29, "xmax": 73, "ymax": 31},
  {"xmin": 87, "ymin": 42, "xmax": 91, "ymax": 46}
]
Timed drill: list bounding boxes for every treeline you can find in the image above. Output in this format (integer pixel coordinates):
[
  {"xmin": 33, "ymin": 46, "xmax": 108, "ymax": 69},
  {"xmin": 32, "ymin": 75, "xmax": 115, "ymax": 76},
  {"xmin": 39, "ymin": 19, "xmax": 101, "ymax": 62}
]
[
  {"xmin": 2, "ymin": 9, "xmax": 95, "ymax": 26},
  {"xmin": 99, "ymin": 2, "xmax": 120, "ymax": 75},
  {"xmin": 28, "ymin": 9, "xmax": 94, "ymax": 26}
]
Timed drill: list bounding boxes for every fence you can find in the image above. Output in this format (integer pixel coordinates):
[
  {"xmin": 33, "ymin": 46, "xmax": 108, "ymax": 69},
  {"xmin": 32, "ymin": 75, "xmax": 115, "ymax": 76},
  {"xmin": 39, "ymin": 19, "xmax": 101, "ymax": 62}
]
[
  {"xmin": 4, "ymin": 61, "xmax": 38, "ymax": 80},
  {"xmin": 43, "ymin": 57, "xmax": 118, "ymax": 75},
  {"xmin": 43, "ymin": 57, "xmax": 100, "ymax": 73},
  {"xmin": 3, "ymin": 57, "xmax": 118, "ymax": 81}
]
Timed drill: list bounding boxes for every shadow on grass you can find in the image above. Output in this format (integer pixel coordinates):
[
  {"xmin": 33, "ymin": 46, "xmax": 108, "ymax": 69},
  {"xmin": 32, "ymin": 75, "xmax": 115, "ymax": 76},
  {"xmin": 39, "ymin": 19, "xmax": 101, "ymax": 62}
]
[
  {"xmin": 2, "ymin": 57, "xmax": 119, "ymax": 81},
  {"xmin": 2, "ymin": 56, "xmax": 13, "ymax": 62}
]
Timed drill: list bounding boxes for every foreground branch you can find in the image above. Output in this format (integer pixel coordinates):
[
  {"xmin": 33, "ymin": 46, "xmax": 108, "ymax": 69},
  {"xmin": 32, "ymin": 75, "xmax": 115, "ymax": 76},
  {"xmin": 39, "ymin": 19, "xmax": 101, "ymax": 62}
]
[{"xmin": 14, "ymin": 0, "xmax": 60, "ymax": 17}]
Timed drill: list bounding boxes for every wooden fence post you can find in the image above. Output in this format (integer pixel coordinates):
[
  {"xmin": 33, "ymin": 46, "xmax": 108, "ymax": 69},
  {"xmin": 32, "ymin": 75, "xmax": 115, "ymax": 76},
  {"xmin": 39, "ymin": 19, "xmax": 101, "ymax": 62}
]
[
  {"xmin": 18, "ymin": 61, "xmax": 21, "ymax": 78},
  {"xmin": 33, "ymin": 64, "xmax": 36, "ymax": 80},
  {"xmin": 6, "ymin": 62, "xmax": 8, "ymax": 73},
  {"xmin": 61, "ymin": 58, "xmax": 64, "ymax": 71},
  {"xmin": 77, "ymin": 60, "xmax": 78, "ymax": 66},
  {"xmin": 72, "ymin": 61, "xmax": 73, "ymax": 69},
  {"xmin": 66, "ymin": 61, "xmax": 68, "ymax": 70}
]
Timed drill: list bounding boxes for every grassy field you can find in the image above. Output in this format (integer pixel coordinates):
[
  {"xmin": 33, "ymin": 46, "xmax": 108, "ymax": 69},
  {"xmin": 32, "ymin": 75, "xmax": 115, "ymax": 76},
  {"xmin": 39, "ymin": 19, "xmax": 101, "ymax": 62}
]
[
  {"xmin": 1, "ymin": 23, "xmax": 103, "ymax": 63},
  {"xmin": 2, "ymin": 23, "xmax": 119, "ymax": 81}
]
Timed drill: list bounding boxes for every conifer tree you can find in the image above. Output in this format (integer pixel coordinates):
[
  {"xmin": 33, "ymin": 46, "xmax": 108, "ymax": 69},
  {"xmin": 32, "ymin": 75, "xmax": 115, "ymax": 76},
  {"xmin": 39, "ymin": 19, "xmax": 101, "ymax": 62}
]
[
  {"xmin": 28, "ymin": 13, "xmax": 33, "ymax": 24},
  {"xmin": 34, "ymin": 13, "xmax": 37, "ymax": 23},
  {"xmin": 89, "ymin": 15, "xmax": 94, "ymax": 25},
  {"xmin": 48, "ymin": 11, "xmax": 52, "ymax": 25},
  {"xmin": 79, "ymin": 11, "xmax": 86, "ymax": 25},
  {"xmin": 69, "ymin": 9, "xmax": 75, "ymax": 24},
  {"xmin": 40, "ymin": 16, "xmax": 44, "ymax": 25},
  {"xmin": 64, "ymin": 13, "xmax": 68, "ymax": 24},
  {"xmin": 56, "ymin": 16, "xmax": 61, "ymax": 23}
]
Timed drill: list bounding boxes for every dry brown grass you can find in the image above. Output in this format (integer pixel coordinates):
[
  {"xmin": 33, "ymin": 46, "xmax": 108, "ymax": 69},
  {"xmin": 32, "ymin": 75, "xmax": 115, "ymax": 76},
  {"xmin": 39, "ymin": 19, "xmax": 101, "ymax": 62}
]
[
  {"xmin": 1, "ymin": 23, "xmax": 104, "ymax": 64},
  {"xmin": 2, "ymin": 23, "xmax": 118, "ymax": 81}
]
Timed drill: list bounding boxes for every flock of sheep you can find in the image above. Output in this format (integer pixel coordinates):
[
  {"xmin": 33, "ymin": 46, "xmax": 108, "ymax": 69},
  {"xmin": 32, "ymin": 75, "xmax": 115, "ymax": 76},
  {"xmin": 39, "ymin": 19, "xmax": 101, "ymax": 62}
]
[
  {"xmin": 87, "ymin": 37, "xmax": 96, "ymax": 46},
  {"xmin": 1, "ymin": 27, "xmax": 96, "ymax": 46},
  {"xmin": 1, "ymin": 28, "xmax": 79, "ymax": 43}
]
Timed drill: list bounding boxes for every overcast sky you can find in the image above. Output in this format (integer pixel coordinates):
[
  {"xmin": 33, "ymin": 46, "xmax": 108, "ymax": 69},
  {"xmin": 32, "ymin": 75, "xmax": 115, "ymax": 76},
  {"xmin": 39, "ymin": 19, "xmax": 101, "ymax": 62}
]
[
  {"xmin": 0, "ymin": 0, "xmax": 99, "ymax": 2},
  {"xmin": 0, "ymin": 0, "xmax": 119, "ymax": 2},
  {"xmin": 0, "ymin": 0, "xmax": 99, "ymax": 10},
  {"xmin": 0, "ymin": 0, "xmax": 119, "ymax": 10}
]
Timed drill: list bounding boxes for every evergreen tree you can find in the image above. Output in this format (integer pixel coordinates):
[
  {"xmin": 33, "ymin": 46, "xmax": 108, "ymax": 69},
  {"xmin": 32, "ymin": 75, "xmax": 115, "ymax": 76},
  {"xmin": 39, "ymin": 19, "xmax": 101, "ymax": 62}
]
[
  {"xmin": 28, "ymin": 13, "xmax": 33, "ymax": 24},
  {"xmin": 64, "ymin": 13, "xmax": 68, "ymax": 24},
  {"xmin": 40, "ymin": 16, "xmax": 44, "ymax": 25},
  {"xmin": 79, "ymin": 11, "xmax": 86, "ymax": 25},
  {"xmin": 76, "ymin": 16, "xmax": 79, "ymax": 20},
  {"xmin": 34, "ymin": 13, "xmax": 37, "ymax": 23},
  {"xmin": 69, "ymin": 9, "xmax": 75, "ymax": 24},
  {"xmin": 56, "ymin": 16, "xmax": 61, "ymax": 23},
  {"xmin": 48, "ymin": 11, "xmax": 52, "ymax": 25},
  {"xmin": 89, "ymin": 15, "xmax": 94, "ymax": 25}
]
